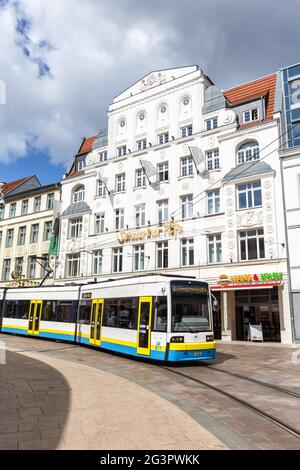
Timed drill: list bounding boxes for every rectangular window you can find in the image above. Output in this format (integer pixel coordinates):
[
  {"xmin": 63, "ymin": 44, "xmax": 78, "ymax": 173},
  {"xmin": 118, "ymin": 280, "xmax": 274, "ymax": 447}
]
[
  {"xmin": 181, "ymin": 238, "xmax": 194, "ymax": 266},
  {"xmin": 77, "ymin": 160, "xmax": 84, "ymax": 171},
  {"xmin": 237, "ymin": 181, "xmax": 262, "ymax": 209},
  {"xmin": 28, "ymin": 256, "xmax": 37, "ymax": 279},
  {"xmin": 97, "ymin": 180, "xmax": 106, "ymax": 197},
  {"xmin": 115, "ymin": 208, "xmax": 124, "ymax": 230},
  {"xmin": 6, "ymin": 228, "xmax": 14, "ymax": 247},
  {"xmin": 34, "ymin": 196, "xmax": 41, "ymax": 213},
  {"xmin": 44, "ymin": 221, "xmax": 52, "ymax": 241},
  {"xmin": 243, "ymin": 108, "xmax": 259, "ymax": 123},
  {"xmin": 206, "ymin": 149, "xmax": 220, "ymax": 171},
  {"xmin": 18, "ymin": 226, "xmax": 26, "ymax": 245},
  {"xmin": 93, "ymin": 250, "xmax": 103, "ymax": 274},
  {"xmin": 47, "ymin": 193, "xmax": 54, "ymax": 210},
  {"xmin": 207, "ymin": 190, "xmax": 220, "ymax": 215},
  {"xmin": 158, "ymin": 132, "xmax": 169, "ymax": 145},
  {"xmin": 113, "ymin": 247, "xmax": 123, "ymax": 273},
  {"xmin": 180, "ymin": 156, "xmax": 194, "ymax": 177},
  {"xmin": 117, "ymin": 145, "xmax": 127, "ymax": 157},
  {"xmin": 103, "ymin": 297, "xmax": 138, "ymax": 329},
  {"xmin": 66, "ymin": 253, "xmax": 81, "ymax": 277},
  {"xmin": 136, "ymin": 138, "xmax": 147, "ymax": 151},
  {"xmin": 239, "ymin": 229, "xmax": 265, "ymax": 261},
  {"xmin": 157, "ymin": 241, "xmax": 168, "ymax": 268},
  {"xmin": 30, "ymin": 224, "xmax": 39, "ymax": 243},
  {"xmin": 181, "ymin": 125, "xmax": 193, "ymax": 138},
  {"xmin": 181, "ymin": 194, "xmax": 193, "ymax": 219},
  {"xmin": 69, "ymin": 218, "xmax": 82, "ymax": 238},
  {"xmin": 135, "ymin": 204, "xmax": 145, "ymax": 228},
  {"xmin": 9, "ymin": 203, "xmax": 16, "ymax": 218},
  {"xmin": 21, "ymin": 199, "xmax": 28, "ymax": 215},
  {"xmin": 157, "ymin": 200, "xmax": 168, "ymax": 224},
  {"xmin": 98, "ymin": 151, "xmax": 107, "ymax": 162},
  {"xmin": 115, "ymin": 173, "xmax": 126, "ymax": 192},
  {"xmin": 208, "ymin": 234, "xmax": 222, "ymax": 263},
  {"xmin": 15, "ymin": 257, "xmax": 23, "ymax": 274},
  {"xmin": 134, "ymin": 244, "xmax": 145, "ymax": 271},
  {"xmin": 157, "ymin": 161, "xmax": 169, "ymax": 182},
  {"xmin": 205, "ymin": 117, "xmax": 218, "ymax": 130},
  {"xmin": 135, "ymin": 168, "xmax": 146, "ymax": 187},
  {"xmin": 2, "ymin": 259, "xmax": 11, "ymax": 281},
  {"xmin": 95, "ymin": 213, "xmax": 105, "ymax": 234},
  {"xmin": 0, "ymin": 205, "xmax": 4, "ymax": 220}
]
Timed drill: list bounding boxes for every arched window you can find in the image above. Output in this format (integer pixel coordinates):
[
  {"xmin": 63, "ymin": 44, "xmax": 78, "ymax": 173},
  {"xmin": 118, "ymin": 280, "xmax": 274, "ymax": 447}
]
[
  {"xmin": 72, "ymin": 185, "xmax": 85, "ymax": 203},
  {"xmin": 237, "ymin": 141, "xmax": 259, "ymax": 165}
]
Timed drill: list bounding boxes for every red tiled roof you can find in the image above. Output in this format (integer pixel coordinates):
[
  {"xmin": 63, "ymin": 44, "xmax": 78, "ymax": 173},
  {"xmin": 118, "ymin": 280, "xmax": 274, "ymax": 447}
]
[
  {"xmin": 77, "ymin": 135, "xmax": 97, "ymax": 155},
  {"xmin": 0, "ymin": 176, "xmax": 31, "ymax": 195},
  {"xmin": 224, "ymin": 74, "xmax": 277, "ymax": 122}
]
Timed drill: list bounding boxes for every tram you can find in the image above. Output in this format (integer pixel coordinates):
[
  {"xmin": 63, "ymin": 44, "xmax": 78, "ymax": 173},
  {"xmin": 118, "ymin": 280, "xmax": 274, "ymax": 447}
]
[{"xmin": 0, "ymin": 274, "xmax": 216, "ymax": 362}]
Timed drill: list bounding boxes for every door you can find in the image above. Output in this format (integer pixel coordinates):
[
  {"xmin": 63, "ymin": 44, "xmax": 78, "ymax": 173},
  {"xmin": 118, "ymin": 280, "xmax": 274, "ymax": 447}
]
[
  {"xmin": 27, "ymin": 300, "xmax": 43, "ymax": 335},
  {"xmin": 137, "ymin": 297, "xmax": 152, "ymax": 356},
  {"xmin": 89, "ymin": 299, "xmax": 104, "ymax": 345}
]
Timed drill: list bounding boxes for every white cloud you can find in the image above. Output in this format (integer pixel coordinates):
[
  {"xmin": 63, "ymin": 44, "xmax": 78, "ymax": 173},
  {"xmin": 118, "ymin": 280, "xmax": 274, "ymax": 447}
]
[{"xmin": 0, "ymin": 0, "xmax": 176, "ymax": 168}]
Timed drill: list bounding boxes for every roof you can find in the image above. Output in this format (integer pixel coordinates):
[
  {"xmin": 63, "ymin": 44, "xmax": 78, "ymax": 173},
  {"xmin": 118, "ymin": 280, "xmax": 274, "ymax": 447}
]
[
  {"xmin": 222, "ymin": 161, "xmax": 274, "ymax": 182},
  {"xmin": 224, "ymin": 73, "xmax": 277, "ymax": 122},
  {"xmin": 62, "ymin": 201, "xmax": 91, "ymax": 217},
  {"xmin": 0, "ymin": 176, "xmax": 31, "ymax": 196},
  {"xmin": 77, "ymin": 135, "xmax": 98, "ymax": 156}
]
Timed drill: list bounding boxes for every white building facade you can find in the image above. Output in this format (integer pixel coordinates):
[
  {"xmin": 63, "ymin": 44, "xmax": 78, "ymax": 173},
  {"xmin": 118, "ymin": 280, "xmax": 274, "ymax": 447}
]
[{"xmin": 57, "ymin": 66, "xmax": 293, "ymax": 343}]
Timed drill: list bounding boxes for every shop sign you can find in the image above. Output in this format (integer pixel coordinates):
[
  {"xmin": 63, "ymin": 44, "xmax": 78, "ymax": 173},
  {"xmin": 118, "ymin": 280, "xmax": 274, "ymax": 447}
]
[
  {"xmin": 248, "ymin": 324, "xmax": 263, "ymax": 342},
  {"xmin": 118, "ymin": 220, "xmax": 182, "ymax": 243},
  {"xmin": 6, "ymin": 279, "xmax": 40, "ymax": 288},
  {"xmin": 218, "ymin": 272, "xmax": 283, "ymax": 286}
]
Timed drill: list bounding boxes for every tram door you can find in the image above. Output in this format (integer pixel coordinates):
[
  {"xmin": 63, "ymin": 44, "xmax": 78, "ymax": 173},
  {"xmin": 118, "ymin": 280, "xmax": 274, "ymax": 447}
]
[
  {"xmin": 89, "ymin": 299, "xmax": 104, "ymax": 345},
  {"xmin": 27, "ymin": 300, "xmax": 43, "ymax": 335},
  {"xmin": 137, "ymin": 297, "xmax": 152, "ymax": 356}
]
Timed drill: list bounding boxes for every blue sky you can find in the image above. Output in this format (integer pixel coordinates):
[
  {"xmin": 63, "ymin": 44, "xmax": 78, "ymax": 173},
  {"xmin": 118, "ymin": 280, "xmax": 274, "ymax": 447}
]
[{"xmin": 1, "ymin": 0, "xmax": 300, "ymax": 186}]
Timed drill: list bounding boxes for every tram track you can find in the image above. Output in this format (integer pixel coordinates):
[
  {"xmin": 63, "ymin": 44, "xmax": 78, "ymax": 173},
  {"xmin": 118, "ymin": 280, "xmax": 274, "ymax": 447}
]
[{"xmin": 161, "ymin": 365, "xmax": 300, "ymax": 440}]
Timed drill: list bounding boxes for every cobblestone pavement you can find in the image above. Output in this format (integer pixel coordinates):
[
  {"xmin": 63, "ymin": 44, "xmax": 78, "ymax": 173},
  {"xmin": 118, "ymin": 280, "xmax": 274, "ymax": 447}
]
[{"xmin": 1, "ymin": 334, "xmax": 300, "ymax": 450}]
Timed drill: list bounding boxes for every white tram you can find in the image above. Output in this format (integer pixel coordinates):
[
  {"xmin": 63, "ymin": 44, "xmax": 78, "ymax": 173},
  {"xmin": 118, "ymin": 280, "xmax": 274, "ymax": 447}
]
[{"xmin": 0, "ymin": 274, "xmax": 216, "ymax": 362}]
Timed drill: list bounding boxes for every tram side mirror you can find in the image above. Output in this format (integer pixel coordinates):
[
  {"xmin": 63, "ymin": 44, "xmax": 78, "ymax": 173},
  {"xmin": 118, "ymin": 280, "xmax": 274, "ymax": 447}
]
[{"xmin": 212, "ymin": 299, "xmax": 219, "ymax": 312}]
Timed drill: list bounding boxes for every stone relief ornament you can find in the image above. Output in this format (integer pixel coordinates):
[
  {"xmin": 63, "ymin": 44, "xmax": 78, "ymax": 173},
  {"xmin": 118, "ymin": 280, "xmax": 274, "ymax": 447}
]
[
  {"xmin": 227, "ymin": 230, "xmax": 234, "ymax": 238},
  {"xmin": 227, "ymin": 209, "xmax": 234, "ymax": 217},
  {"xmin": 268, "ymin": 249, "xmax": 275, "ymax": 257},
  {"xmin": 208, "ymin": 136, "xmax": 216, "ymax": 148},
  {"xmin": 227, "ymin": 219, "xmax": 234, "ymax": 227},
  {"xmin": 263, "ymin": 179, "xmax": 272, "ymax": 189},
  {"xmin": 229, "ymin": 251, "xmax": 235, "ymax": 259},
  {"xmin": 118, "ymin": 162, "xmax": 123, "ymax": 171},
  {"xmin": 140, "ymin": 72, "xmax": 166, "ymax": 91},
  {"xmin": 226, "ymin": 187, "xmax": 234, "ymax": 196},
  {"xmin": 265, "ymin": 203, "xmax": 272, "ymax": 211},
  {"xmin": 266, "ymin": 236, "xmax": 274, "ymax": 244},
  {"xmin": 226, "ymin": 198, "xmax": 234, "ymax": 206},
  {"xmin": 266, "ymin": 225, "xmax": 274, "ymax": 234},
  {"xmin": 85, "ymin": 153, "xmax": 96, "ymax": 166},
  {"xmin": 236, "ymin": 210, "xmax": 263, "ymax": 227},
  {"xmin": 264, "ymin": 191, "xmax": 272, "ymax": 200},
  {"xmin": 228, "ymin": 241, "xmax": 235, "ymax": 249},
  {"xmin": 218, "ymin": 109, "xmax": 236, "ymax": 126},
  {"xmin": 266, "ymin": 213, "xmax": 272, "ymax": 223}
]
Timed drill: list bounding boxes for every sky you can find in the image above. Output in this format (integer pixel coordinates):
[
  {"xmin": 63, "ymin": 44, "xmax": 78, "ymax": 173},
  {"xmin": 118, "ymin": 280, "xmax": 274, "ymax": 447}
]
[{"xmin": 0, "ymin": 0, "xmax": 300, "ymax": 185}]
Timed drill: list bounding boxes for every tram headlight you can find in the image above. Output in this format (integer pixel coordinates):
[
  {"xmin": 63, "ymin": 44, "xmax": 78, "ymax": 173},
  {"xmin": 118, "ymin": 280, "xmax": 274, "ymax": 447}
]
[
  {"xmin": 170, "ymin": 336, "xmax": 184, "ymax": 343},
  {"xmin": 206, "ymin": 335, "xmax": 214, "ymax": 342}
]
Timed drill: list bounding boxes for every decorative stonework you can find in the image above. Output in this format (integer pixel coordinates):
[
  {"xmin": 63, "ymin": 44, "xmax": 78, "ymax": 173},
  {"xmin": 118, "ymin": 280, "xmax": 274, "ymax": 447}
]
[
  {"xmin": 118, "ymin": 162, "xmax": 123, "ymax": 171},
  {"xmin": 227, "ymin": 219, "xmax": 234, "ymax": 227},
  {"xmin": 182, "ymin": 182, "xmax": 189, "ymax": 190},
  {"xmin": 265, "ymin": 213, "xmax": 273, "ymax": 223},
  {"xmin": 266, "ymin": 225, "xmax": 274, "ymax": 234},
  {"xmin": 85, "ymin": 153, "xmax": 96, "ymax": 166},
  {"xmin": 236, "ymin": 210, "xmax": 263, "ymax": 227},
  {"xmin": 140, "ymin": 72, "xmax": 166, "ymax": 91},
  {"xmin": 265, "ymin": 203, "xmax": 272, "ymax": 211},
  {"xmin": 227, "ymin": 230, "xmax": 234, "ymax": 238},
  {"xmin": 228, "ymin": 241, "xmax": 235, "ymax": 249},
  {"xmin": 227, "ymin": 208, "xmax": 234, "ymax": 217},
  {"xmin": 226, "ymin": 198, "xmax": 234, "ymax": 206},
  {"xmin": 226, "ymin": 187, "xmax": 233, "ymax": 196},
  {"xmin": 264, "ymin": 191, "xmax": 272, "ymax": 200},
  {"xmin": 218, "ymin": 109, "xmax": 236, "ymax": 126},
  {"xmin": 208, "ymin": 136, "xmax": 216, "ymax": 148}
]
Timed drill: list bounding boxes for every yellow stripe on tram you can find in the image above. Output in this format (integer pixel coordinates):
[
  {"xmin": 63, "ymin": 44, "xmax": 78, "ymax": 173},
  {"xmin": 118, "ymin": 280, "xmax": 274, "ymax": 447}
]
[{"xmin": 170, "ymin": 341, "xmax": 216, "ymax": 351}]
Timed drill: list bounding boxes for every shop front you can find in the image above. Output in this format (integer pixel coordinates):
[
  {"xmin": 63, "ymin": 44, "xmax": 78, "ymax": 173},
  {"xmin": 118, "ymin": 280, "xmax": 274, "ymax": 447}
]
[{"xmin": 211, "ymin": 271, "xmax": 286, "ymax": 342}]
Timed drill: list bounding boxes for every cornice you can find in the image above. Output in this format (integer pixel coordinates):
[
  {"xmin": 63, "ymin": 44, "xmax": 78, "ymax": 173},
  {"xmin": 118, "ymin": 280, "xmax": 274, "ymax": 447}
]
[{"xmin": 217, "ymin": 120, "xmax": 278, "ymax": 143}]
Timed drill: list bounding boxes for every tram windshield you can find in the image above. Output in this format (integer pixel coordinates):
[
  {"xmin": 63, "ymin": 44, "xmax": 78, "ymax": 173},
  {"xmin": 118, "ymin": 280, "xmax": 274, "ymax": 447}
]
[{"xmin": 171, "ymin": 281, "xmax": 210, "ymax": 333}]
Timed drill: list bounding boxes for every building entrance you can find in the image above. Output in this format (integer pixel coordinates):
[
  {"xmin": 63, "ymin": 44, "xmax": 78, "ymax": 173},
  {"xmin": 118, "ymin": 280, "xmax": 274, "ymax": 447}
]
[{"xmin": 235, "ymin": 287, "xmax": 280, "ymax": 341}]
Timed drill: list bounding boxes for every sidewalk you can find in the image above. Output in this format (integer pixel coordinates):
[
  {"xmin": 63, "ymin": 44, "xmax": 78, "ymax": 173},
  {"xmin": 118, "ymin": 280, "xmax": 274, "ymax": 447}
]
[{"xmin": 0, "ymin": 340, "xmax": 226, "ymax": 450}]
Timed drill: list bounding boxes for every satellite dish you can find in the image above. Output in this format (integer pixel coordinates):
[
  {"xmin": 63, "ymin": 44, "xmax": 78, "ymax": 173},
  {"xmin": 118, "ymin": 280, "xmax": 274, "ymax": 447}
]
[{"xmin": 11, "ymin": 270, "xmax": 21, "ymax": 280}]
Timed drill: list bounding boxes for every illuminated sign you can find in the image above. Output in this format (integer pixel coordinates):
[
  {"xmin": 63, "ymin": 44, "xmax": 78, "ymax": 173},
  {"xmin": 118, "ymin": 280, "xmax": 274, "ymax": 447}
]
[
  {"xmin": 6, "ymin": 280, "xmax": 40, "ymax": 288},
  {"xmin": 218, "ymin": 272, "xmax": 283, "ymax": 286},
  {"xmin": 118, "ymin": 221, "xmax": 182, "ymax": 243}
]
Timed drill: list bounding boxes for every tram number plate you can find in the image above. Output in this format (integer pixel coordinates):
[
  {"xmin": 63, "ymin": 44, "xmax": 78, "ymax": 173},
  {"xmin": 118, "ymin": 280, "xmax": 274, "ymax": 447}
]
[{"xmin": 194, "ymin": 351, "xmax": 202, "ymax": 357}]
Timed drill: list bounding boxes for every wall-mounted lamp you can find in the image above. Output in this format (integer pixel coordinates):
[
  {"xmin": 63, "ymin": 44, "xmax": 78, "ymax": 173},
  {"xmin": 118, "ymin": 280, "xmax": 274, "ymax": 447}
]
[
  {"xmin": 148, "ymin": 220, "xmax": 151, "ymax": 226},
  {"xmin": 171, "ymin": 136, "xmax": 175, "ymax": 141},
  {"xmin": 105, "ymin": 227, "xmax": 109, "ymax": 232},
  {"xmin": 126, "ymin": 224, "xmax": 129, "ymax": 229}
]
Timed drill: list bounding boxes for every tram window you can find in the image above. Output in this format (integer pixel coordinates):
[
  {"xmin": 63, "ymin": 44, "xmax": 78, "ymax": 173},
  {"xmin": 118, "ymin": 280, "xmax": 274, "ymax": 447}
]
[
  {"xmin": 56, "ymin": 302, "xmax": 73, "ymax": 322},
  {"xmin": 79, "ymin": 301, "xmax": 91, "ymax": 324},
  {"xmin": 4, "ymin": 300, "xmax": 30, "ymax": 319},
  {"xmin": 43, "ymin": 301, "xmax": 57, "ymax": 321},
  {"xmin": 152, "ymin": 296, "xmax": 167, "ymax": 332},
  {"xmin": 103, "ymin": 297, "xmax": 138, "ymax": 329}
]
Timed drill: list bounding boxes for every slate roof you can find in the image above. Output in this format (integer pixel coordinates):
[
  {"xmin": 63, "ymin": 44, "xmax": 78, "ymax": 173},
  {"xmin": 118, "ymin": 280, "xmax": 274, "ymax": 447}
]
[{"xmin": 62, "ymin": 201, "xmax": 91, "ymax": 216}]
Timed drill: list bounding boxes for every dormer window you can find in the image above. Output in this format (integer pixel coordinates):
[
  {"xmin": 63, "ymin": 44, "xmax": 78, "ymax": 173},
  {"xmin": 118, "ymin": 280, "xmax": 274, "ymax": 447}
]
[
  {"xmin": 73, "ymin": 185, "xmax": 85, "ymax": 203},
  {"xmin": 243, "ymin": 108, "xmax": 259, "ymax": 123},
  {"xmin": 77, "ymin": 160, "xmax": 84, "ymax": 171},
  {"xmin": 237, "ymin": 141, "xmax": 259, "ymax": 165}
]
